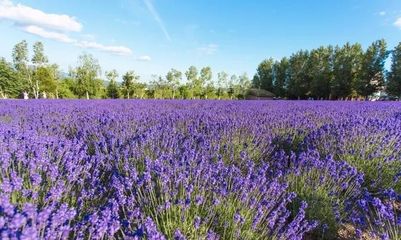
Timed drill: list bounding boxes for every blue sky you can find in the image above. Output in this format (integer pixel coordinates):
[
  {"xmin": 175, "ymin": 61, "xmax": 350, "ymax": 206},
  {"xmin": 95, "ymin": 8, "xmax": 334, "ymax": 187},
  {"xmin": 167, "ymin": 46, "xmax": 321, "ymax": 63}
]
[{"xmin": 0, "ymin": 0, "xmax": 401, "ymax": 81}]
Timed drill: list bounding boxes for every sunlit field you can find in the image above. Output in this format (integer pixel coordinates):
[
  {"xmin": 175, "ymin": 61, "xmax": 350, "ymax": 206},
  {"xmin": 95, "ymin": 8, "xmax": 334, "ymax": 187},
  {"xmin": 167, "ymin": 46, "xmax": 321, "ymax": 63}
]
[{"xmin": 0, "ymin": 100, "xmax": 400, "ymax": 239}]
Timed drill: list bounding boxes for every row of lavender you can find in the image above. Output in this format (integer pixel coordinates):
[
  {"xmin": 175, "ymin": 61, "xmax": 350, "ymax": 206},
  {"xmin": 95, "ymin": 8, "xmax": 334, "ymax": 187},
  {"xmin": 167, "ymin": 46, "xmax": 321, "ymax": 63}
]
[{"xmin": 0, "ymin": 100, "xmax": 400, "ymax": 239}]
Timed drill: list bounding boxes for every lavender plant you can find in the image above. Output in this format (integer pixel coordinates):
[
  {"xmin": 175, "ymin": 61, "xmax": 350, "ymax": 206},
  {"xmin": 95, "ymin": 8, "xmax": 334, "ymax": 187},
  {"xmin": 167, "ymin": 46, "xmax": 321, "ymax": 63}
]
[{"xmin": 0, "ymin": 100, "xmax": 400, "ymax": 239}]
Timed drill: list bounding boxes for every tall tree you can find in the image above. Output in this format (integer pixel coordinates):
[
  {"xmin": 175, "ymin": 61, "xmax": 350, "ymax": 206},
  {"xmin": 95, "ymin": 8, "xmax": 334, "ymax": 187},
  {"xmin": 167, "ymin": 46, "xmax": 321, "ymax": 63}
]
[
  {"xmin": 228, "ymin": 74, "xmax": 238, "ymax": 99},
  {"xmin": 200, "ymin": 66, "xmax": 212, "ymax": 98},
  {"xmin": 309, "ymin": 46, "xmax": 334, "ymax": 99},
  {"xmin": 185, "ymin": 66, "xmax": 199, "ymax": 99},
  {"xmin": 48, "ymin": 64, "xmax": 61, "ymax": 99},
  {"xmin": 238, "ymin": 73, "xmax": 251, "ymax": 99},
  {"xmin": 12, "ymin": 40, "xmax": 30, "ymax": 96},
  {"xmin": 217, "ymin": 71, "xmax": 228, "ymax": 99},
  {"xmin": 71, "ymin": 53, "xmax": 101, "ymax": 99},
  {"xmin": 273, "ymin": 57, "xmax": 289, "ymax": 98},
  {"xmin": 33, "ymin": 66, "xmax": 57, "ymax": 98},
  {"xmin": 355, "ymin": 39, "xmax": 389, "ymax": 99},
  {"xmin": 106, "ymin": 69, "xmax": 120, "ymax": 99},
  {"xmin": 287, "ymin": 50, "xmax": 311, "ymax": 99},
  {"xmin": 254, "ymin": 58, "xmax": 275, "ymax": 92},
  {"xmin": 32, "ymin": 42, "xmax": 48, "ymax": 66},
  {"xmin": 122, "ymin": 71, "xmax": 139, "ymax": 99},
  {"xmin": 387, "ymin": 42, "xmax": 401, "ymax": 98},
  {"xmin": 331, "ymin": 43, "xmax": 363, "ymax": 99},
  {"xmin": 0, "ymin": 58, "xmax": 23, "ymax": 98},
  {"xmin": 166, "ymin": 68, "xmax": 182, "ymax": 99},
  {"xmin": 31, "ymin": 41, "xmax": 48, "ymax": 99}
]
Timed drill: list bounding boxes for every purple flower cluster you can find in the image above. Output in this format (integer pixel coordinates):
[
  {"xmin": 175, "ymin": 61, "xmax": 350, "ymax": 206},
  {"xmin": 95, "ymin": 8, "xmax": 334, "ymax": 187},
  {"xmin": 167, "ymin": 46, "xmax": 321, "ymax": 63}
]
[{"xmin": 0, "ymin": 100, "xmax": 400, "ymax": 239}]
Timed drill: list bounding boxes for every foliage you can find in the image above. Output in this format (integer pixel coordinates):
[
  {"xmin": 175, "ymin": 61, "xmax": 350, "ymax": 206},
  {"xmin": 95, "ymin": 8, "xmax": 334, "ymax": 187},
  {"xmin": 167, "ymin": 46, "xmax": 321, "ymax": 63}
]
[{"xmin": 387, "ymin": 42, "xmax": 401, "ymax": 98}]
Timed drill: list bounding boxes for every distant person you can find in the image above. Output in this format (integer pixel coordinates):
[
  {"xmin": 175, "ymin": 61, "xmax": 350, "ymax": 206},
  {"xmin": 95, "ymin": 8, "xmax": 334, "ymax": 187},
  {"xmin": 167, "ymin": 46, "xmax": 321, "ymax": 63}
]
[
  {"xmin": 42, "ymin": 92, "xmax": 47, "ymax": 99},
  {"xmin": 23, "ymin": 92, "xmax": 29, "ymax": 100}
]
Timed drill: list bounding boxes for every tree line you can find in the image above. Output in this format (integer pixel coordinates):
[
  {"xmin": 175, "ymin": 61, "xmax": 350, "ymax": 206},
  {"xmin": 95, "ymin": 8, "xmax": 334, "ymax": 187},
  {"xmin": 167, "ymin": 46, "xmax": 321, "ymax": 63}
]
[
  {"xmin": 0, "ymin": 40, "xmax": 251, "ymax": 100},
  {"xmin": 1, "ymin": 39, "xmax": 401, "ymax": 100},
  {"xmin": 253, "ymin": 39, "xmax": 401, "ymax": 100}
]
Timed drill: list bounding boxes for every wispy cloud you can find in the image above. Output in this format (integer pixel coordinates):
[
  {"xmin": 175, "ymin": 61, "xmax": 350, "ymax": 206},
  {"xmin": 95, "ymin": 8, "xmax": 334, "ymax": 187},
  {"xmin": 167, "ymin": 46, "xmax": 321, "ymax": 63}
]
[
  {"xmin": 197, "ymin": 44, "xmax": 218, "ymax": 55},
  {"xmin": 395, "ymin": 17, "xmax": 401, "ymax": 29},
  {"xmin": 0, "ymin": 0, "xmax": 82, "ymax": 32},
  {"xmin": 137, "ymin": 55, "xmax": 151, "ymax": 61},
  {"xmin": 22, "ymin": 25, "xmax": 76, "ymax": 43},
  {"xmin": 379, "ymin": 11, "xmax": 386, "ymax": 16},
  {"xmin": 76, "ymin": 41, "xmax": 132, "ymax": 56},
  {"xmin": 143, "ymin": 0, "xmax": 171, "ymax": 41},
  {"xmin": 0, "ymin": 0, "xmax": 133, "ymax": 56}
]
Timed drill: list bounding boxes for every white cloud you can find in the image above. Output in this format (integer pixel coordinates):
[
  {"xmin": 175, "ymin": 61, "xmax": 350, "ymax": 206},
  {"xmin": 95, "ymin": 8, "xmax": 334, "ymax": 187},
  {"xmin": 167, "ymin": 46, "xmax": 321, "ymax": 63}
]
[
  {"xmin": 143, "ymin": 0, "xmax": 171, "ymax": 41},
  {"xmin": 0, "ymin": 0, "xmax": 133, "ymax": 56},
  {"xmin": 22, "ymin": 25, "xmax": 76, "ymax": 43},
  {"xmin": 75, "ymin": 41, "xmax": 133, "ymax": 56},
  {"xmin": 379, "ymin": 11, "xmax": 386, "ymax": 16},
  {"xmin": 395, "ymin": 17, "xmax": 401, "ymax": 29},
  {"xmin": 197, "ymin": 44, "xmax": 218, "ymax": 55},
  {"xmin": 137, "ymin": 55, "xmax": 151, "ymax": 61},
  {"xmin": 0, "ymin": 0, "xmax": 82, "ymax": 32}
]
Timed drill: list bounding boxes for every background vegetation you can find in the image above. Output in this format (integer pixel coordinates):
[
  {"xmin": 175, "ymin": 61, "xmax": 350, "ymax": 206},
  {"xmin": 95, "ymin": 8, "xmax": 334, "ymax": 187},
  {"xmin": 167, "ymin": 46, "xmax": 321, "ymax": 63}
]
[{"xmin": 1, "ymin": 39, "xmax": 401, "ymax": 100}]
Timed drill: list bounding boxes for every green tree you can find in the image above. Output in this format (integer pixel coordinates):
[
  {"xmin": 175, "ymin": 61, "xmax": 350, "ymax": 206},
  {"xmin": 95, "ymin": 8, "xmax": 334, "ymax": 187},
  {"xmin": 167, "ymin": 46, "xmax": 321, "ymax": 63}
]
[
  {"xmin": 238, "ymin": 73, "xmax": 251, "ymax": 99},
  {"xmin": 185, "ymin": 66, "xmax": 199, "ymax": 99},
  {"xmin": 387, "ymin": 42, "xmax": 401, "ymax": 98},
  {"xmin": 254, "ymin": 58, "xmax": 274, "ymax": 92},
  {"xmin": 200, "ymin": 66, "xmax": 212, "ymax": 98},
  {"xmin": 31, "ymin": 41, "xmax": 48, "ymax": 99},
  {"xmin": 355, "ymin": 39, "xmax": 389, "ymax": 99},
  {"xmin": 176, "ymin": 85, "xmax": 188, "ymax": 99},
  {"xmin": 217, "ymin": 71, "xmax": 228, "ymax": 99},
  {"xmin": 33, "ymin": 66, "xmax": 57, "ymax": 98},
  {"xmin": 71, "ymin": 53, "xmax": 101, "ymax": 99},
  {"xmin": 0, "ymin": 58, "xmax": 23, "ymax": 98},
  {"xmin": 331, "ymin": 43, "xmax": 363, "ymax": 99},
  {"xmin": 106, "ymin": 69, "xmax": 120, "ymax": 99},
  {"xmin": 12, "ymin": 40, "xmax": 30, "ymax": 96},
  {"xmin": 122, "ymin": 71, "xmax": 139, "ymax": 99},
  {"xmin": 287, "ymin": 50, "xmax": 311, "ymax": 99},
  {"xmin": 273, "ymin": 57, "xmax": 289, "ymax": 98},
  {"xmin": 166, "ymin": 68, "xmax": 182, "ymax": 99},
  {"xmin": 58, "ymin": 77, "xmax": 77, "ymax": 99},
  {"xmin": 309, "ymin": 46, "xmax": 334, "ymax": 99},
  {"xmin": 228, "ymin": 74, "xmax": 238, "ymax": 99}
]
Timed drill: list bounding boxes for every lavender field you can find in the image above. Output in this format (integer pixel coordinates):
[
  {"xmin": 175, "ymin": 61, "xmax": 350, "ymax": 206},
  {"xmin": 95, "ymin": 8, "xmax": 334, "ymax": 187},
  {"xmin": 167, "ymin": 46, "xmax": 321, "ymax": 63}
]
[{"xmin": 0, "ymin": 100, "xmax": 400, "ymax": 240}]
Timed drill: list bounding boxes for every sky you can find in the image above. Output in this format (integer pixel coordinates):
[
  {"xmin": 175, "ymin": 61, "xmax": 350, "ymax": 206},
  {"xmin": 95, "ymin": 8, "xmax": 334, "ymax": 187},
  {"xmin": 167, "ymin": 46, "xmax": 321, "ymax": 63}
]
[{"xmin": 0, "ymin": 0, "xmax": 401, "ymax": 82}]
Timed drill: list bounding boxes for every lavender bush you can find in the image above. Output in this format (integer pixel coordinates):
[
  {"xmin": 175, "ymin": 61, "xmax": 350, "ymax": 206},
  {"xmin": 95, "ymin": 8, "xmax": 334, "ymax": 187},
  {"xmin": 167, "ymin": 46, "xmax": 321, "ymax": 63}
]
[{"xmin": 0, "ymin": 100, "xmax": 400, "ymax": 239}]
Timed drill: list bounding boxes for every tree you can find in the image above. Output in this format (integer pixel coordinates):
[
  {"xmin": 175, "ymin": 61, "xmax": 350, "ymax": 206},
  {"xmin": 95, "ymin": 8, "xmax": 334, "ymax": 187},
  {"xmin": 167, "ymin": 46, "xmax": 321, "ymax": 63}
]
[
  {"xmin": 387, "ymin": 42, "xmax": 401, "ymax": 98},
  {"xmin": 121, "ymin": 71, "xmax": 139, "ymax": 99},
  {"xmin": 217, "ymin": 71, "xmax": 228, "ymax": 99},
  {"xmin": 331, "ymin": 43, "xmax": 363, "ymax": 99},
  {"xmin": 355, "ymin": 39, "xmax": 389, "ymax": 99},
  {"xmin": 106, "ymin": 69, "xmax": 120, "ymax": 99},
  {"xmin": 200, "ymin": 66, "xmax": 212, "ymax": 98},
  {"xmin": 48, "ymin": 64, "xmax": 61, "ymax": 99},
  {"xmin": 287, "ymin": 50, "xmax": 311, "ymax": 99},
  {"xmin": 12, "ymin": 40, "xmax": 30, "ymax": 96},
  {"xmin": 0, "ymin": 58, "xmax": 23, "ymax": 98},
  {"xmin": 166, "ymin": 68, "xmax": 182, "ymax": 99},
  {"xmin": 228, "ymin": 74, "xmax": 238, "ymax": 99},
  {"xmin": 30, "ymin": 41, "xmax": 49, "ymax": 99},
  {"xmin": 309, "ymin": 46, "xmax": 334, "ymax": 99},
  {"xmin": 254, "ymin": 58, "xmax": 274, "ymax": 92},
  {"xmin": 58, "ymin": 77, "xmax": 77, "ymax": 99},
  {"xmin": 32, "ymin": 42, "xmax": 48, "ymax": 65},
  {"xmin": 71, "ymin": 53, "xmax": 101, "ymax": 99},
  {"xmin": 185, "ymin": 66, "xmax": 199, "ymax": 99},
  {"xmin": 238, "ymin": 73, "xmax": 251, "ymax": 99},
  {"xmin": 273, "ymin": 57, "xmax": 289, "ymax": 98},
  {"xmin": 33, "ymin": 66, "xmax": 57, "ymax": 98}
]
